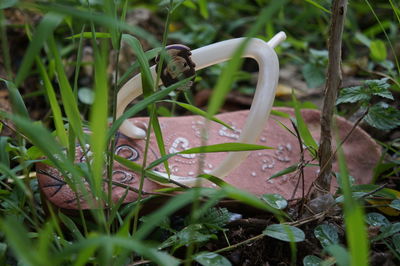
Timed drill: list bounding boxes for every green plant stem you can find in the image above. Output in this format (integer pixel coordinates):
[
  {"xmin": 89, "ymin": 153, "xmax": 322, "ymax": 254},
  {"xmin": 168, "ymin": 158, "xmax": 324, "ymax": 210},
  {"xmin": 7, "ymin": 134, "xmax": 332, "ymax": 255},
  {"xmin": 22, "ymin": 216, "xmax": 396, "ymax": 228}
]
[{"xmin": 107, "ymin": 44, "xmax": 121, "ymax": 221}]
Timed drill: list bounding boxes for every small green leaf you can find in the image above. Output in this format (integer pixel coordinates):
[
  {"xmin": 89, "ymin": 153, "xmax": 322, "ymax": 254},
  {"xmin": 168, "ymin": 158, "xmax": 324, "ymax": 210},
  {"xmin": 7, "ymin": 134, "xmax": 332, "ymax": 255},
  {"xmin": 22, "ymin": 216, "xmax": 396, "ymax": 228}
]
[
  {"xmin": 0, "ymin": 242, "xmax": 7, "ymax": 259},
  {"xmin": 194, "ymin": 252, "xmax": 232, "ymax": 266},
  {"xmin": 314, "ymin": 224, "xmax": 339, "ymax": 248},
  {"xmin": 389, "ymin": 199, "xmax": 400, "ymax": 211},
  {"xmin": 373, "ymin": 223, "xmax": 400, "ymax": 241},
  {"xmin": 370, "ymin": 40, "xmax": 387, "ymax": 62},
  {"xmin": 78, "ymin": 88, "xmax": 95, "ymax": 105},
  {"xmin": 392, "ymin": 234, "xmax": 400, "ymax": 253},
  {"xmin": 66, "ymin": 32, "xmax": 111, "ymax": 39},
  {"xmin": 0, "ymin": 0, "xmax": 17, "ymax": 9},
  {"xmin": 270, "ymin": 164, "xmax": 298, "ymax": 179},
  {"xmin": 303, "ymin": 255, "xmax": 323, "ymax": 266},
  {"xmin": 364, "ymin": 102, "xmax": 400, "ymax": 131},
  {"xmin": 302, "ymin": 63, "xmax": 325, "ymax": 88},
  {"xmin": 198, "ymin": 0, "xmax": 209, "ymax": 19},
  {"xmin": 365, "ymin": 212, "xmax": 391, "ymax": 227},
  {"xmin": 263, "ymin": 224, "xmax": 305, "ymax": 242},
  {"xmin": 337, "ymin": 78, "xmax": 393, "ymax": 105},
  {"xmin": 336, "ymin": 86, "xmax": 371, "ymax": 105},
  {"xmin": 261, "ymin": 194, "xmax": 288, "ymax": 210},
  {"xmin": 160, "ymin": 224, "xmax": 216, "ymax": 250},
  {"xmin": 355, "ymin": 32, "xmax": 371, "ymax": 47},
  {"xmin": 197, "ymin": 208, "xmax": 230, "ymax": 232},
  {"xmin": 365, "ymin": 78, "xmax": 392, "ymax": 99},
  {"xmin": 324, "ymin": 244, "xmax": 350, "ymax": 266}
]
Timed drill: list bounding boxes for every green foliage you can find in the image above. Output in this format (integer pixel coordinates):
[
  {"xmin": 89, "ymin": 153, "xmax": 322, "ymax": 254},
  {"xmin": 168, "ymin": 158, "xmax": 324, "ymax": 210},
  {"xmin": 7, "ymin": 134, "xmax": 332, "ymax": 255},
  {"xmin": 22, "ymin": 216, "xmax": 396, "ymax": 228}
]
[
  {"xmin": 303, "ymin": 255, "xmax": 323, "ymax": 266},
  {"xmin": 261, "ymin": 193, "xmax": 288, "ymax": 210},
  {"xmin": 263, "ymin": 224, "xmax": 305, "ymax": 242},
  {"xmin": 364, "ymin": 102, "xmax": 400, "ymax": 131},
  {"xmin": 160, "ymin": 223, "xmax": 217, "ymax": 251},
  {"xmin": 314, "ymin": 224, "xmax": 339, "ymax": 249},
  {"xmin": 390, "ymin": 199, "xmax": 400, "ymax": 211},
  {"xmin": 292, "ymin": 92, "xmax": 319, "ymax": 158},
  {"xmin": 0, "ymin": 0, "xmax": 17, "ymax": 9},
  {"xmin": 365, "ymin": 212, "xmax": 390, "ymax": 227},
  {"xmin": 193, "ymin": 252, "xmax": 232, "ymax": 266},
  {"xmin": 370, "ymin": 39, "xmax": 387, "ymax": 62},
  {"xmin": 146, "ymin": 142, "xmax": 272, "ymax": 170},
  {"xmin": 0, "ymin": 0, "xmax": 399, "ymax": 265},
  {"xmin": 337, "ymin": 78, "xmax": 393, "ymax": 104},
  {"xmin": 196, "ymin": 207, "xmax": 231, "ymax": 232},
  {"xmin": 301, "ymin": 49, "xmax": 328, "ymax": 88},
  {"xmin": 324, "ymin": 244, "xmax": 349, "ymax": 266},
  {"xmin": 337, "ymin": 78, "xmax": 400, "ymax": 131}
]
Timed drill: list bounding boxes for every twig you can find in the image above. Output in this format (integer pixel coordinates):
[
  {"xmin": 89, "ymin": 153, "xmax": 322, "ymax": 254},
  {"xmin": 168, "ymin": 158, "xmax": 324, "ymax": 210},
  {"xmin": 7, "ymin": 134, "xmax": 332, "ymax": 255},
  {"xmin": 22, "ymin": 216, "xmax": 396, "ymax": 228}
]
[
  {"xmin": 290, "ymin": 119, "xmax": 306, "ymax": 200},
  {"xmin": 315, "ymin": 0, "xmax": 348, "ymax": 196},
  {"xmin": 359, "ymin": 183, "xmax": 387, "ymax": 199},
  {"xmin": 314, "ymin": 107, "xmax": 368, "ymax": 191}
]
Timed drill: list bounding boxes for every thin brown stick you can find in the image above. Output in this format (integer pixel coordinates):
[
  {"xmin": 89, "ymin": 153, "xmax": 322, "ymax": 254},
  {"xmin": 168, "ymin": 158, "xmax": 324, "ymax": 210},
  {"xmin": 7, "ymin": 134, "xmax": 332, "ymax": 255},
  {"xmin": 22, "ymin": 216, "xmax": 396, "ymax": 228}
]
[
  {"xmin": 315, "ymin": 0, "xmax": 348, "ymax": 196},
  {"xmin": 290, "ymin": 120, "xmax": 306, "ymax": 200},
  {"xmin": 316, "ymin": 108, "xmax": 368, "ymax": 185}
]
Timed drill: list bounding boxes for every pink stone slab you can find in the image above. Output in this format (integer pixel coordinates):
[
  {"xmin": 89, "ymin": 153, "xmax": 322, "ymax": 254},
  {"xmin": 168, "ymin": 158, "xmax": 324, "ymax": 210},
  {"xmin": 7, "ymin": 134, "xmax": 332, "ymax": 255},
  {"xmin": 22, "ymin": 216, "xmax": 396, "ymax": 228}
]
[{"xmin": 36, "ymin": 107, "xmax": 381, "ymax": 209}]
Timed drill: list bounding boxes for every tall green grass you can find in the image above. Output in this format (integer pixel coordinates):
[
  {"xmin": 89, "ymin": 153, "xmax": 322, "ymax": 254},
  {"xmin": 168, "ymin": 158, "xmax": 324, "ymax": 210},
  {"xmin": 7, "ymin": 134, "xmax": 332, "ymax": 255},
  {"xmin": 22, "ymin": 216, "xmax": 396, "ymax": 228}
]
[{"xmin": 0, "ymin": 0, "xmax": 389, "ymax": 265}]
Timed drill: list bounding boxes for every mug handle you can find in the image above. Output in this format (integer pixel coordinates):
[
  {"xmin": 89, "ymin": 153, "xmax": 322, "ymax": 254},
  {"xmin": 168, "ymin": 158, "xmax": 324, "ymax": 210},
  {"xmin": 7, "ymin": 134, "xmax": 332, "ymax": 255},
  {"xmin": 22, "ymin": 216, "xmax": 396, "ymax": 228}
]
[{"xmin": 116, "ymin": 31, "xmax": 286, "ymax": 185}]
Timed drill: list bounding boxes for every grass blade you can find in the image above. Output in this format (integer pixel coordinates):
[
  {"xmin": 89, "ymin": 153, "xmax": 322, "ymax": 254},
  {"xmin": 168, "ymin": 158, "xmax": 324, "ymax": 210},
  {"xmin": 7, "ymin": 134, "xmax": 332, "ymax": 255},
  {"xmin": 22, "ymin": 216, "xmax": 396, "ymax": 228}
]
[
  {"xmin": 304, "ymin": 0, "xmax": 332, "ymax": 14},
  {"xmin": 291, "ymin": 91, "xmax": 318, "ymax": 157},
  {"xmin": 337, "ymin": 133, "xmax": 369, "ymax": 266},
  {"xmin": 15, "ymin": 12, "xmax": 64, "ymax": 86},
  {"xmin": 108, "ymin": 77, "xmax": 191, "ymax": 140},
  {"xmin": 33, "ymin": 3, "xmax": 160, "ymax": 48},
  {"xmin": 36, "ymin": 58, "xmax": 68, "ymax": 147},
  {"xmin": 1, "ymin": 79, "xmax": 28, "ymax": 118},
  {"xmin": 117, "ymin": 48, "xmax": 161, "ymax": 86},
  {"xmin": 66, "ymin": 32, "xmax": 111, "ymax": 39},
  {"xmin": 55, "ymin": 235, "xmax": 180, "ymax": 266},
  {"xmin": 0, "ymin": 216, "xmax": 45, "ymax": 265},
  {"xmin": 270, "ymin": 164, "xmax": 298, "ymax": 179},
  {"xmin": 162, "ymin": 100, "xmax": 233, "ymax": 129},
  {"xmin": 89, "ymin": 43, "xmax": 109, "ymax": 198},
  {"xmin": 115, "ymin": 155, "xmax": 170, "ymax": 184},
  {"xmin": 147, "ymin": 143, "xmax": 273, "ymax": 170},
  {"xmin": 48, "ymin": 35, "xmax": 84, "ymax": 143},
  {"xmin": 122, "ymin": 34, "xmax": 154, "ymax": 92}
]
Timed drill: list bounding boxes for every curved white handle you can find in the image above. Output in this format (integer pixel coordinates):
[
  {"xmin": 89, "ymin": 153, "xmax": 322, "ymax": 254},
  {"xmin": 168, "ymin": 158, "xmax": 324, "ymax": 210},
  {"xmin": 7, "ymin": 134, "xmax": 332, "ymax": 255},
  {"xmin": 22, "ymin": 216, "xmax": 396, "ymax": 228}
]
[{"xmin": 116, "ymin": 32, "xmax": 286, "ymax": 186}]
